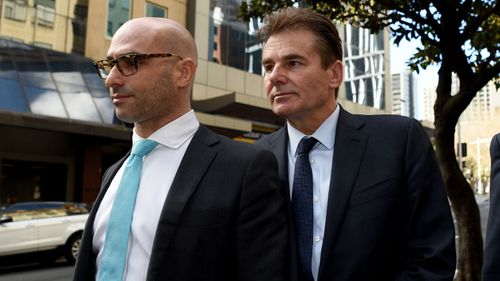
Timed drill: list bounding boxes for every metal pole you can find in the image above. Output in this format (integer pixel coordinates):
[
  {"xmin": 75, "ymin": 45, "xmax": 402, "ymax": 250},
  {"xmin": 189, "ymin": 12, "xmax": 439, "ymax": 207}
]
[
  {"xmin": 457, "ymin": 118, "xmax": 463, "ymax": 171},
  {"xmin": 33, "ymin": 3, "xmax": 37, "ymax": 45},
  {"xmin": 477, "ymin": 137, "xmax": 482, "ymax": 194}
]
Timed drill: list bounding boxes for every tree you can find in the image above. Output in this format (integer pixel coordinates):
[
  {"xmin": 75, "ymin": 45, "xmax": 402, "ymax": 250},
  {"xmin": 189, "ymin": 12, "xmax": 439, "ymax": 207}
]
[{"xmin": 238, "ymin": 1, "xmax": 500, "ymax": 280}]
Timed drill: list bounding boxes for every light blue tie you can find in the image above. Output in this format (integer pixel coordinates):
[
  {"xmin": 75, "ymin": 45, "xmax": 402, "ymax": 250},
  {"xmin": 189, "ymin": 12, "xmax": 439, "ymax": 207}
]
[{"xmin": 98, "ymin": 139, "xmax": 158, "ymax": 281}]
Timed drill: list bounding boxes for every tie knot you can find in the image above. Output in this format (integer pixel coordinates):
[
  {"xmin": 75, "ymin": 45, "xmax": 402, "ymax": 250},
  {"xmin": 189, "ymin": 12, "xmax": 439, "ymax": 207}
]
[
  {"xmin": 131, "ymin": 139, "xmax": 158, "ymax": 157},
  {"xmin": 297, "ymin": 137, "xmax": 318, "ymax": 155}
]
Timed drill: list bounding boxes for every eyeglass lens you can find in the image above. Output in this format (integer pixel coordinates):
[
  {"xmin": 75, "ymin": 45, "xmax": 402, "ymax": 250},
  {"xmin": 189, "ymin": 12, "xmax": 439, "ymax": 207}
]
[{"xmin": 95, "ymin": 56, "xmax": 138, "ymax": 79}]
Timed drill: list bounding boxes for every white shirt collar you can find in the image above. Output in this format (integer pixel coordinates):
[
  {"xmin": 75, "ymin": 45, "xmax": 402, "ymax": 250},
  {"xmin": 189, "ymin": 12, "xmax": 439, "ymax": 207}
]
[
  {"xmin": 287, "ymin": 105, "xmax": 340, "ymax": 155},
  {"xmin": 132, "ymin": 110, "xmax": 200, "ymax": 149}
]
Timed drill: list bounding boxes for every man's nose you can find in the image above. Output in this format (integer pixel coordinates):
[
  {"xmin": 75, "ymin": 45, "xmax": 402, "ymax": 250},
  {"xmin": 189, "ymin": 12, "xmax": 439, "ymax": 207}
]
[
  {"xmin": 104, "ymin": 65, "xmax": 124, "ymax": 88},
  {"xmin": 267, "ymin": 65, "xmax": 287, "ymax": 85}
]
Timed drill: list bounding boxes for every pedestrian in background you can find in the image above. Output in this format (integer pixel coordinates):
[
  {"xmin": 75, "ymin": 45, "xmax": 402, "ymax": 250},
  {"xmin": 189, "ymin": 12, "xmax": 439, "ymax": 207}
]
[
  {"xmin": 255, "ymin": 7, "xmax": 456, "ymax": 281},
  {"xmin": 482, "ymin": 133, "xmax": 500, "ymax": 281},
  {"xmin": 73, "ymin": 17, "xmax": 287, "ymax": 281}
]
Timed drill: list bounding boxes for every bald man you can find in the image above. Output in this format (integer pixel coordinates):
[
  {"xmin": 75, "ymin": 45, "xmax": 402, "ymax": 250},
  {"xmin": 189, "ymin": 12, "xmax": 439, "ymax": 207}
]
[{"xmin": 73, "ymin": 18, "xmax": 287, "ymax": 281}]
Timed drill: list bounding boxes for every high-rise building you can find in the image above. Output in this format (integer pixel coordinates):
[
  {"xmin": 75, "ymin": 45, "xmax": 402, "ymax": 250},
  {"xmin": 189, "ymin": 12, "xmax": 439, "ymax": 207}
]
[
  {"xmin": 421, "ymin": 80, "xmax": 437, "ymax": 122},
  {"xmin": 391, "ymin": 69, "xmax": 418, "ymax": 118},
  {"xmin": 343, "ymin": 25, "xmax": 390, "ymax": 111},
  {"xmin": 422, "ymin": 73, "xmax": 498, "ymax": 123}
]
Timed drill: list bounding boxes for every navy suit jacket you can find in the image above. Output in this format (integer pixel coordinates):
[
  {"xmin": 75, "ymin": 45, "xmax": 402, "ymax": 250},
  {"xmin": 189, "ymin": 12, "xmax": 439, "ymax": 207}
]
[
  {"xmin": 73, "ymin": 125, "xmax": 288, "ymax": 281},
  {"xmin": 483, "ymin": 133, "xmax": 500, "ymax": 281},
  {"xmin": 255, "ymin": 107, "xmax": 456, "ymax": 281}
]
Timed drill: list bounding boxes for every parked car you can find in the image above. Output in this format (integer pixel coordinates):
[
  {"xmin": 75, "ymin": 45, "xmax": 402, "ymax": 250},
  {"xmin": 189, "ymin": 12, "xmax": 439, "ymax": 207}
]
[{"xmin": 0, "ymin": 201, "xmax": 89, "ymax": 264}]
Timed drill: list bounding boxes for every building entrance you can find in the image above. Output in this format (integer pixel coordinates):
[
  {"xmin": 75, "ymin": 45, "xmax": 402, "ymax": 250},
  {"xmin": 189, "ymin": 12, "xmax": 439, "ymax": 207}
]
[{"xmin": 0, "ymin": 159, "xmax": 67, "ymax": 205}]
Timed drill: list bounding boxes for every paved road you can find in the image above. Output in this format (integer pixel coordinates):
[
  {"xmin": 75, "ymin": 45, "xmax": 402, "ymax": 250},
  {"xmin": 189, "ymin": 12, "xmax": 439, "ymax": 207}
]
[
  {"xmin": 476, "ymin": 195, "xmax": 490, "ymax": 240},
  {"xmin": 0, "ymin": 257, "xmax": 74, "ymax": 281},
  {"xmin": 0, "ymin": 264, "xmax": 74, "ymax": 281},
  {"xmin": 0, "ymin": 195, "xmax": 492, "ymax": 281}
]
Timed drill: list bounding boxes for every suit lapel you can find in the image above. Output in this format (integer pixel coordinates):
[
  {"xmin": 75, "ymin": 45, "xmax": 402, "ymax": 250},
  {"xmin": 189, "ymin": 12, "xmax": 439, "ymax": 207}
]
[
  {"xmin": 318, "ymin": 108, "xmax": 368, "ymax": 280},
  {"xmin": 146, "ymin": 125, "xmax": 219, "ymax": 281},
  {"xmin": 268, "ymin": 127, "xmax": 290, "ymax": 198},
  {"xmin": 266, "ymin": 126, "xmax": 302, "ymax": 281}
]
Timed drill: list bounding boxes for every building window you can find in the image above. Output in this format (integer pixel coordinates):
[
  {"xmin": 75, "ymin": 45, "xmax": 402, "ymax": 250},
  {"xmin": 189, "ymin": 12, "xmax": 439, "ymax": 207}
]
[
  {"xmin": 4, "ymin": 0, "xmax": 28, "ymax": 22},
  {"xmin": 344, "ymin": 26, "xmax": 386, "ymax": 110},
  {"xmin": 32, "ymin": 0, "xmax": 55, "ymax": 28},
  {"xmin": 107, "ymin": 0, "xmax": 131, "ymax": 37},
  {"xmin": 208, "ymin": 1, "xmax": 263, "ymax": 75},
  {"xmin": 145, "ymin": 2, "xmax": 167, "ymax": 18},
  {"xmin": 33, "ymin": 41, "xmax": 52, "ymax": 49}
]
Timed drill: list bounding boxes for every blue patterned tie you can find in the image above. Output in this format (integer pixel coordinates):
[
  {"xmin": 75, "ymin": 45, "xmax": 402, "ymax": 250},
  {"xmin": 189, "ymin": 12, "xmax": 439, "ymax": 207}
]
[
  {"xmin": 292, "ymin": 137, "xmax": 318, "ymax": 281},
  {"xmin": 98, "ymin": 139, "xmax": 158, "ymax": 281}
]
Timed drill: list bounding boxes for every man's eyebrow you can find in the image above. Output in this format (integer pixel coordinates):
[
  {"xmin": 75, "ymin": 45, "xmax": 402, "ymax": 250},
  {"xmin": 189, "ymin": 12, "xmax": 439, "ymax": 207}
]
[
  {"xmin": 262, "ymin": 57, "xmax": 273, "ymax": 65},
  {"xmin": 106, "ymin": 51, "xmax": 140, "ymax": 60},
  {"xmin": 263, "ymin": 53, "xmax": 307, "ymax": 65},
  {"xmin": 282, "ymin": 54, "xmax": 307, "ymax": 61}
]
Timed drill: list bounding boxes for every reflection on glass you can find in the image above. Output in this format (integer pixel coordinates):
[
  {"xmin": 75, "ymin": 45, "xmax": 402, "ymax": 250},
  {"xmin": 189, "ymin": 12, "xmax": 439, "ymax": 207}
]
[
  {"xmin": 146, "ymin": 3, "xmax": 166, "ymax": 18},
  {"xmin": 47, "ymin": 52, "xmax": 77, "ymax": 72},
  {"xmin": 61, "ymin": 92, "xmax": 102, "ymax": 122},
  {"xmin": 25, "ymin": 87, "xmax": 68, "ymax": 118},
  {"xmin": 33, "ymin": 0, "xmax": 56, "ymax": 28},
  {"xmin": 4, "ymin": 0, "xmax": 28, "ymax": 22},
  {"xmin": 107, "ymin": 0, "xmax": 130, "ymax": 37},
  {"xmin": 208, "ymin": 0, "xmax": 262, "ymax": 75},
  {"xmin": 0, "ymin": 78, "xmax": 29, "ymax": 112},
  {"xmin": 20, "ymin": 71, "xmax": 56, "ymax": 90},
  {"xmin": 0, "ymin": 37, "xmax": 118, "ymax": 125},
  {"xmin": 11, "ymin": 49, "xmax": 30, "ymax": 71},
  {"xmin": 53, "ymin": 72, "xmax": 88, "ymax": 93},
  {"xmin": 344, "ymin": 26, "xmax": 386, "ymax": 110},
  {"xmin": 93, "ymin": 96, "xmax": 115, "ymax": 124},
  {"xmin": 0, "ymin": 52, "xmax": 17, "ymax": 79},
  {"xmin": 25, "ymin": 50, "xmax": 49, "ymax": 71},
  {"xmin": 82, "ymin": 73, "xmax": 107, "ymax": 94}
]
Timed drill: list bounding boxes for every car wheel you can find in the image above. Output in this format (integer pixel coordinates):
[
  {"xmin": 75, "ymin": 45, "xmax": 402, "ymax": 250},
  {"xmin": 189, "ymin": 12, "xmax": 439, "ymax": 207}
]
[{"xmin": 64, "ymin": 233, "xmax": 82, "ymax": 264}]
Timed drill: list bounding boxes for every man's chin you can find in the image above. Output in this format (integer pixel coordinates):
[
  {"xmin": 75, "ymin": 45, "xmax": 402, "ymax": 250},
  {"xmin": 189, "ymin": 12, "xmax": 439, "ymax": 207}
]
[
  {"xmin": 115, "ymin": 113, "xmax": 136, "ymax": 124},
  {"xmin": 272, "ymin": 106, "xmax": 293, "ymax": 119}
]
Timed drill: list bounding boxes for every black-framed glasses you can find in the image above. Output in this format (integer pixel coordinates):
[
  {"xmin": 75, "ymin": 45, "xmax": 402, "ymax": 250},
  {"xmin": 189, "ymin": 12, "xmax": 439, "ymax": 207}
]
[{"xmin": 94, "ymin": 53, "xmax": 183, "ymax": 79}]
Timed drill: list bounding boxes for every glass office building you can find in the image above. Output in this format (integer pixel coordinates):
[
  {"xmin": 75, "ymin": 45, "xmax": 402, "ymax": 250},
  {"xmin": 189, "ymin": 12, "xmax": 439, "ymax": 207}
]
[
  {"xmin": 344, "ymin": 25, "xmax": 387, "ymax": 110},
  {"xmin": 0, "ymin": 38, "xmax": 116, "ymax": 124},
  {"xmin": 0, "ymin": 38, "xmax": 129, "ymax": 204}
]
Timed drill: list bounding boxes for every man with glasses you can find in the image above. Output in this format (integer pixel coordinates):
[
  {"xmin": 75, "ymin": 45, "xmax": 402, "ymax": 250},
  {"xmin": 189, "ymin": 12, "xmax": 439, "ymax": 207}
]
[{"xmin": 73, "ymin": 17, "xmax": 287, "ymax": 281}]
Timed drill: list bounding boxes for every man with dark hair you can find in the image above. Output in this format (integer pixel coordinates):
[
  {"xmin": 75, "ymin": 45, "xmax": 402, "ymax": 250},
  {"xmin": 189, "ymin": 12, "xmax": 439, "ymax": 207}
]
[{"xmin": 256, "ymin": 7, "xmax": 456, "ymax": 281}]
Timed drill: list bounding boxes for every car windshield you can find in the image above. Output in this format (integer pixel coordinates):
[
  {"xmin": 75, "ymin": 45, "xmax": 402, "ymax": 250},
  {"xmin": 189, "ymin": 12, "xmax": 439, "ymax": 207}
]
[{"xmin": 0, "ymin": 202, "xmax": 88, "ymax": 222}]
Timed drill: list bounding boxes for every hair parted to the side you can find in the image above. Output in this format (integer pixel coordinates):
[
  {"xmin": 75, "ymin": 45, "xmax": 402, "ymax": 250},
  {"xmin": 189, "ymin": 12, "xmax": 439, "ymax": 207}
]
[{"xmin": 257, "ymin": 7, "xmax": 343, "ymax": 69}]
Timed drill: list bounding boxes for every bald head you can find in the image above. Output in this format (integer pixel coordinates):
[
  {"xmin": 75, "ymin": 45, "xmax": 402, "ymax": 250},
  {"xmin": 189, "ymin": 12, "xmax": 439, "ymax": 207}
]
[{"xmin": 111, "ymin": 17, "xmax": 197, "ymax": 65}]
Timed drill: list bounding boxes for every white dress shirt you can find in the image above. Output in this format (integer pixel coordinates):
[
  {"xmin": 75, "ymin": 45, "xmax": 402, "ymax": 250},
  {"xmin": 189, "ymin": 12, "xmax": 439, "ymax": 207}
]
[
  {"xmin": 287, "ymin": 105, "xmax": 339, "ymax": 281},
  {"xmin": 93, "ymin": 110, "xmax": 199, "ymax": 281}
]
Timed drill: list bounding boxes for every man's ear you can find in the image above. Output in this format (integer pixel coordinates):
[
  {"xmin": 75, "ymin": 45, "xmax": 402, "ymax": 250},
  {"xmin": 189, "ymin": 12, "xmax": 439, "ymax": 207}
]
[
  {"xmin": 328, "ymin": 60, "xmax": 343, "ymax": 89},
  {"xmin": 177, "ymin": 58, "xmax": 196, "ymax": 88}
]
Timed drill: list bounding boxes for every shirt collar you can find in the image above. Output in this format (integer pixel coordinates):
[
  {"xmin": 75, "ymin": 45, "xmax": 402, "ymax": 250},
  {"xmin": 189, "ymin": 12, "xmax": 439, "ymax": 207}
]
[
  {"xmin": 287, "ymin": 105, "xmax": 340, "ymax": 155},
  {"xmin": 132, "ymin": 110, "xmax": 200, "ymax": 149}
]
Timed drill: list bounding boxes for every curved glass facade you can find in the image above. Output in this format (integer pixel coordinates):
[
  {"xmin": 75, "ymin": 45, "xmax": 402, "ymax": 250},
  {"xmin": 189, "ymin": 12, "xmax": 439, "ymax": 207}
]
[
  {"xmin": 344, "ymin": 26, "xmax": 386, "ymax": 110},
  {"xmin": 0, "ymin": 38, "xmax": 117, "ymax": 124}
]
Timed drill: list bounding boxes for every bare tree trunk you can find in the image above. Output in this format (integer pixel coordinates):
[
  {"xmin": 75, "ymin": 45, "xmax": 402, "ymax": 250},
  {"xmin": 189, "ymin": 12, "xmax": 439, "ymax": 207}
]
[{"xmin": 434, "ymin": 111, "xmax": 483, "ymax": 281}]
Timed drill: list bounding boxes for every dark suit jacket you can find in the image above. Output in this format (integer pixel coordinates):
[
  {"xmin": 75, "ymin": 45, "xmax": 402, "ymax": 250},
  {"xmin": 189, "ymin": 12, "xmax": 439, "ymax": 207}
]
[
  {"xmin": 73, "ymin": 125, "xmax": 287, "ymax": 281},
  {"xmin": 483, "ymin": 133, "xmax": 500, "ymax": 281},
  {"xmin": 255, "ymin": 107, "xmax": 456, "ymax": 281}
]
